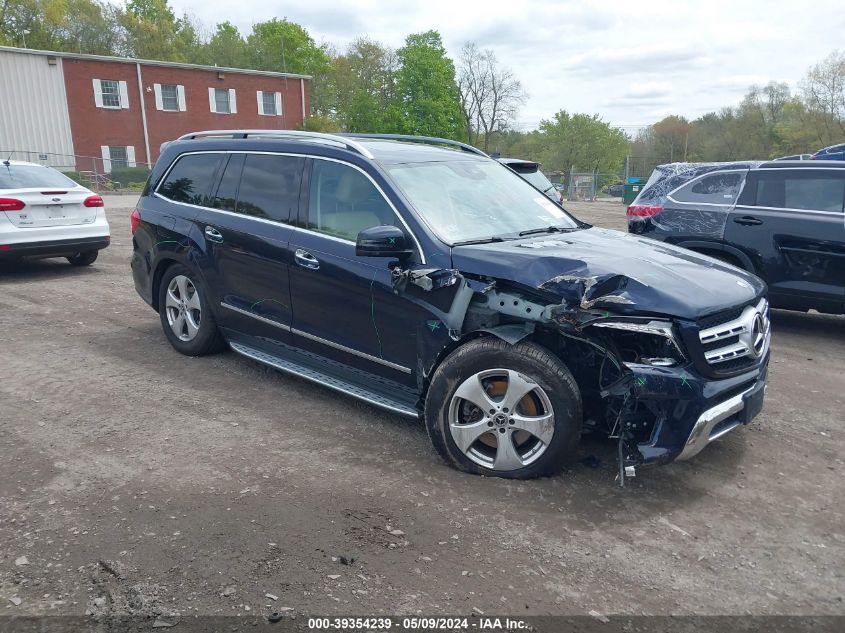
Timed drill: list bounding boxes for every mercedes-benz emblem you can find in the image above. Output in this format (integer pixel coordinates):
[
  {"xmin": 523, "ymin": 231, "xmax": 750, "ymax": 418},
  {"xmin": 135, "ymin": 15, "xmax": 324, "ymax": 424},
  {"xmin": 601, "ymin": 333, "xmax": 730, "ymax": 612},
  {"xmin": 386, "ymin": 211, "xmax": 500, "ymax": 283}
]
[{"xmin": 750, "ymin": 313, "xmax": 765, "ymax": 357}]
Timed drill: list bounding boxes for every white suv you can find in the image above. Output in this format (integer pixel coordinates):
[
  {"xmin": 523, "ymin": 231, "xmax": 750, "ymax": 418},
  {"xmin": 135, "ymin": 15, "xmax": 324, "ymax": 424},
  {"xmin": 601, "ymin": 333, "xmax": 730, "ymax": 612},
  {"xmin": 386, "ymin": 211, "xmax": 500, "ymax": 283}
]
[{"xmin": 0, "ymin": 160, "xmax": 110, "ymax": 265}]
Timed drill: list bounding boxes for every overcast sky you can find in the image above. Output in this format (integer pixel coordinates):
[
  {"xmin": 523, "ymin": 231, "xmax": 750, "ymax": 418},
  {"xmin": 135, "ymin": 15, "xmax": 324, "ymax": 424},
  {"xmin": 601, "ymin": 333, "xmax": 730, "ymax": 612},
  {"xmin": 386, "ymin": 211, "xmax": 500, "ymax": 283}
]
[{"xmin": 169, "ymin": 0, "xmax": 845, "ymax": 133}]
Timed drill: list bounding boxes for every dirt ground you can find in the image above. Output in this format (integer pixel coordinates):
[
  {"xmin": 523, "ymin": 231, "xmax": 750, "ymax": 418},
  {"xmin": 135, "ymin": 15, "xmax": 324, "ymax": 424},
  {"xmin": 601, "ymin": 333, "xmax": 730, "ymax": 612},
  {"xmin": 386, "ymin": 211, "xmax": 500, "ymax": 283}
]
[{"xmin": 1, "ymin": 195, "xmax": 843, "ymax": 622}]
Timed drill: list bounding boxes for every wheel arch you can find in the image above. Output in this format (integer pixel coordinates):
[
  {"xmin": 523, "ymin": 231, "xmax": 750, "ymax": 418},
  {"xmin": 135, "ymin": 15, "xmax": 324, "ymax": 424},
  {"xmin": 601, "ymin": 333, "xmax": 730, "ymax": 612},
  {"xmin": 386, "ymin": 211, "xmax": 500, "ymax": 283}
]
[
  {"xmin": 676, "ymin": 240, "xmax": 756, "ymax": 273},
  {"xmin": 419, "ymin": 323, "xmax": 569, "ymax": 401}
]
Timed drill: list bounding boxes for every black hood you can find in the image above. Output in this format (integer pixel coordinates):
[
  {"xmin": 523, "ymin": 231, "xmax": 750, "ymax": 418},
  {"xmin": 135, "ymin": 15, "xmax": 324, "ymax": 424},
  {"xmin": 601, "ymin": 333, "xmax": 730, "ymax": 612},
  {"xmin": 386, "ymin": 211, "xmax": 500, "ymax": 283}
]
[{"xmin": 451, "ymin": 227, "xmax": 765, "ymax": 320}]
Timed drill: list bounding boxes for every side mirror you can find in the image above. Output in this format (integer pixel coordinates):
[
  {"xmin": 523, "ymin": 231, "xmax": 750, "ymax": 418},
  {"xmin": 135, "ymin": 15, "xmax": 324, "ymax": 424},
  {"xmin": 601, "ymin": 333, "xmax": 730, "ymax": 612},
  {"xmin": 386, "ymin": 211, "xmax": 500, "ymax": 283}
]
[{"xmin": 355, "ymin": 225, "xmax": 412, "ymax": 258}]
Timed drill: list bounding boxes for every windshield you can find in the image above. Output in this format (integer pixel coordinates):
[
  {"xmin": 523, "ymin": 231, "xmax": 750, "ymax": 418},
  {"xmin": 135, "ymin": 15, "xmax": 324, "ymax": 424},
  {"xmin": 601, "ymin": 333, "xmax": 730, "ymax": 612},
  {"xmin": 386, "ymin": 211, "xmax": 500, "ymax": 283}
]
[
  {"xmin": 0, "ymin": 164, "xmax": 78, "ymax": 189},
  {"xmin": 386, "ymin": 159, "xmax": 578, "ymax": 244}
]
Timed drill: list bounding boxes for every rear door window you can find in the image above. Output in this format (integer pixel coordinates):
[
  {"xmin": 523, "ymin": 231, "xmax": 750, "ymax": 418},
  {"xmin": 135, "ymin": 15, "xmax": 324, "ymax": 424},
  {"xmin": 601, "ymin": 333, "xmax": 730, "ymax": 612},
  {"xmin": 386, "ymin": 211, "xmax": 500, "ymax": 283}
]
[
  {"xmin": 210, "ymin": 154, "xmax": 244, "ymax": 212},
  {"xmin": 671, "ymin": 171, "xmax": 744, "ymax": 205},
  {"xmin": 234, "ymin": 154, "xmax": 304, "ymax": 222},
  {"xmin": 158, "ymin": 153, "xmax": 222, "ymax": 205},
  {"xmin": 751, "ymin": 170, "xmax": 845, "ymax": 212}
]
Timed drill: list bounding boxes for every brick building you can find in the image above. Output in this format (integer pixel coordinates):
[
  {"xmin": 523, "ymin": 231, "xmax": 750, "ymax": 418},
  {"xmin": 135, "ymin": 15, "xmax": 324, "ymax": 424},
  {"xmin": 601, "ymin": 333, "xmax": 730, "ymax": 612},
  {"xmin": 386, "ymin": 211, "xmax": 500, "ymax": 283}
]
[{"xmin": 0, "ymin": 46, "xmax": 311, "ymax": 173}]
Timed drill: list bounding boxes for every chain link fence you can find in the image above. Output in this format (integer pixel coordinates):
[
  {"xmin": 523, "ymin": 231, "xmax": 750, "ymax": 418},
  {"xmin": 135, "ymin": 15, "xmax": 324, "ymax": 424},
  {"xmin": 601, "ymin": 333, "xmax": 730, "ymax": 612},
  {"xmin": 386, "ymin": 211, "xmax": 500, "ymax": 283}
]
[{"xmin": 566, "ymin": 169, "xmax": 626, "ymax": 201}]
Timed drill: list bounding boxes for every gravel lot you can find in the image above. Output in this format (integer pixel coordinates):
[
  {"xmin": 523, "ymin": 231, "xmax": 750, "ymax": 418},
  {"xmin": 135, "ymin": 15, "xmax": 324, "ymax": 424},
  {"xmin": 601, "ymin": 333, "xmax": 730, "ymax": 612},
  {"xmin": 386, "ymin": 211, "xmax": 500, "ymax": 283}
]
[{"xmin": 1, "ymin": 195, "xmax": 843, "ymax": 621}]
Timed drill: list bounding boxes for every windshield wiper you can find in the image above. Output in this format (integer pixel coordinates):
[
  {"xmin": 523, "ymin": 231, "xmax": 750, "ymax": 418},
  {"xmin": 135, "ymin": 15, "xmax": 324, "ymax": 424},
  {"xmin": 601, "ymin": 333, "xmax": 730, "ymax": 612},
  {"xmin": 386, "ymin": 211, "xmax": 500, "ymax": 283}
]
[
  {"xmin": 452, "ymin": 235, "xmax": 511, "ymax": 246},
  {"xmin": 518, "ymin": 225, "xmax": 571, "ymax": 237}
]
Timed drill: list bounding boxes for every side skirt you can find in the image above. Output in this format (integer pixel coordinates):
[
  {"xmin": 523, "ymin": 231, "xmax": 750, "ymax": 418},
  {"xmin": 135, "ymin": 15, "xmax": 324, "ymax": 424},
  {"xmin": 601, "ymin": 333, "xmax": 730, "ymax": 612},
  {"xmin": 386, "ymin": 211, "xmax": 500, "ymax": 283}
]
[{"xmin": 229, "ymin": 340, "xmax": 420, "ymax": 418}]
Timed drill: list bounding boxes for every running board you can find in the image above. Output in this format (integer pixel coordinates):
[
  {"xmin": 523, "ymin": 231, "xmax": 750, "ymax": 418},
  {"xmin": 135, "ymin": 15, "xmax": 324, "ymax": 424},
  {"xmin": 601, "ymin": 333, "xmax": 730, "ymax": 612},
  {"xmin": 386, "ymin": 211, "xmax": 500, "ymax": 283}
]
[{"xmin": 229, "ymin": 341, "xmax": 420, "ymax": 418}]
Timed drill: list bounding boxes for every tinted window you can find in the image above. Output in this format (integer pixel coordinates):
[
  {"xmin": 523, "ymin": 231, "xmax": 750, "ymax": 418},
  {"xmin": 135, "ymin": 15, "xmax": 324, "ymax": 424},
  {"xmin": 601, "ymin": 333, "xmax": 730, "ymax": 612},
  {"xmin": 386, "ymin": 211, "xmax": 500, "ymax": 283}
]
[
  {"xmin": 211, "ymin": 154, "xmax": 244, "ymax": 212},
  {"xmin": 754, "ymin": 170, "xmax": 845, "ymax": 212},
  {"xmin": 0, "ymin": 164, "xmax": 78, "ymax": 189},
  {"xmin": 158, "ymin": 153, "xmax": 222, "ymax": 205},
  {"xmin": 308, "ymin": 160, "xmax": 397, "ymax": 241},
  {"xmin": 235, "ymin": 154, "xmax": 303, "ymax": 222},
  {"xmin": 672, "ymin": 171, "xmax": 744, "ymax": 204}
]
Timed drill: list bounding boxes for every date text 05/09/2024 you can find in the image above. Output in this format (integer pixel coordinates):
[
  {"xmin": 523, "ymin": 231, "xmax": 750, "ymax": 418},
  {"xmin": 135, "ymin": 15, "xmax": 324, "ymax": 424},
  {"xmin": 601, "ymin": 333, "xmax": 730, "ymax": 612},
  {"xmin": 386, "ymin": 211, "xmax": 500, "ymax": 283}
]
[{"xmin": 306, "ymin": 617, "xmax": 530, "ymax": 630}]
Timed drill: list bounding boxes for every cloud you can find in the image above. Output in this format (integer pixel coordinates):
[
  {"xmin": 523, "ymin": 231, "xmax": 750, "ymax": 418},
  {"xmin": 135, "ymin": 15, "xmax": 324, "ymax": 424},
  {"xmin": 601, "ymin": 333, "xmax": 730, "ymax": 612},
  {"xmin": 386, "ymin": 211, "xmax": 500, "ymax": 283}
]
[{"xmin": 168, "ymin": 0, "xmax": 845, "ymax": 127}]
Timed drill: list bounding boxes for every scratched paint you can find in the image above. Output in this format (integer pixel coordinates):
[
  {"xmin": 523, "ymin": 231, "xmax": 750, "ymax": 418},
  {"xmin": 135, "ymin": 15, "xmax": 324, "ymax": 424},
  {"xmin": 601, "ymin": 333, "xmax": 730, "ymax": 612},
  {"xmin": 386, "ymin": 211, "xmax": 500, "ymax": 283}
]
[
  {"xmin": 369, "ymin": 270, "xmax": 384, "ymax": 359},
  {"xmin": 249, "ymin": 298, "xmax": 289, "ymax": 311}
]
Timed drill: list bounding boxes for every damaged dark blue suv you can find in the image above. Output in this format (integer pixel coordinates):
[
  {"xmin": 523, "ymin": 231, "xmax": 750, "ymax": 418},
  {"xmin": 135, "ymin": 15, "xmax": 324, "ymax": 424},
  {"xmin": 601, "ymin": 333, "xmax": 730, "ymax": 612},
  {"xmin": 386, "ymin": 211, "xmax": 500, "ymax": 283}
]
[{"xmin": 131, "ymin": 131, "xmax": 771, "ymax": 480}]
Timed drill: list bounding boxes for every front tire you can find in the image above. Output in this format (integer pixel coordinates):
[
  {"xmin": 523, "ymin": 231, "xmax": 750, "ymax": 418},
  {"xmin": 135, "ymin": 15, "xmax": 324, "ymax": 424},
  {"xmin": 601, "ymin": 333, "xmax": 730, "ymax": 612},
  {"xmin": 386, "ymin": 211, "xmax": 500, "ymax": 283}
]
[
  {"xmin": 67, "ymin": 250, "xmax": 98, "ymax": 266},
  {"xmin": 425, "ymin": 337, "xmax": 582, "ymax": 479},
  {"xmin": 157, "ymin": 264, "xmax": 225, "ymax": 356}
]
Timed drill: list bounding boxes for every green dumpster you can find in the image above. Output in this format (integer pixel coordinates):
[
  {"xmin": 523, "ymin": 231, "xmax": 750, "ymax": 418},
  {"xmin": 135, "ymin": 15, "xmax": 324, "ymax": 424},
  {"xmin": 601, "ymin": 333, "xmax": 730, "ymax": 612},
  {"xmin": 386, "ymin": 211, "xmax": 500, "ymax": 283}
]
[{"xmin": 623, "ymin": 182, "xmax": 643, "ymax": 205}]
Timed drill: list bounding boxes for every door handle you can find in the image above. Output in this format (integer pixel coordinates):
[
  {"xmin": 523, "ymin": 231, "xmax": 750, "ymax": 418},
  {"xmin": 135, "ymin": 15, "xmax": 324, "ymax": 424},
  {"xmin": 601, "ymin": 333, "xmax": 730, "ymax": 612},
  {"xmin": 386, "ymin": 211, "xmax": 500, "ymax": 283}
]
[
  {"xmin": 734, "ymin": 216, "xmax": 763, "ymax": 226},
  {"xmin": 295, "ymin": 248, "xmax": 320, "ymax": 270},
  {"xmin": 204, "ymin": 226, "xmax": 224, "ymax": 242}
]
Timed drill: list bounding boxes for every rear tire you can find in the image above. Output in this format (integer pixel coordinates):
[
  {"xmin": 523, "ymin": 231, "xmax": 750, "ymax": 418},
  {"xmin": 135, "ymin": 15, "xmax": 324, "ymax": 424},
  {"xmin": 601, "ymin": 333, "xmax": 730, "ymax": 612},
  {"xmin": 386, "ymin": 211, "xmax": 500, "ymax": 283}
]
[
  {"xmin": 67, "ymin": 250, "xmax": 98, "ymax": 266},
  {"xmin": 425, "ymin": 337, "xmax": 582, "ymax": 479},
  {"xmin": 157, "ymin": 264, "xmax": 226, "ymax": 356}
]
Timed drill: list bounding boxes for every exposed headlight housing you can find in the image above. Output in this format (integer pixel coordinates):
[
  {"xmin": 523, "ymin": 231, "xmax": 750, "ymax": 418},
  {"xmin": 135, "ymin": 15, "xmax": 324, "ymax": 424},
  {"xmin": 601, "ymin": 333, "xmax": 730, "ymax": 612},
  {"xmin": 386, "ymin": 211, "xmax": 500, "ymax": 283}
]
[{"xmin": 591, "ymin": 320, "xmax": 686, "ymax": 367}]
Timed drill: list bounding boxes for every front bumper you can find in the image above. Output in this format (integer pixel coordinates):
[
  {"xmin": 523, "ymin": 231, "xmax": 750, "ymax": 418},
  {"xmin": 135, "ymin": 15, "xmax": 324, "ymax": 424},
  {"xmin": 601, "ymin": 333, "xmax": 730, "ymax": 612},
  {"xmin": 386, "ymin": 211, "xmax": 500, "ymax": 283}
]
[
  {"xmin": 0, "ymin": 236, "xmax": 110, "ymax": 259},
  {"xmin": 624, "ymin": 353, "xmax": 769, "ymax": 465}
]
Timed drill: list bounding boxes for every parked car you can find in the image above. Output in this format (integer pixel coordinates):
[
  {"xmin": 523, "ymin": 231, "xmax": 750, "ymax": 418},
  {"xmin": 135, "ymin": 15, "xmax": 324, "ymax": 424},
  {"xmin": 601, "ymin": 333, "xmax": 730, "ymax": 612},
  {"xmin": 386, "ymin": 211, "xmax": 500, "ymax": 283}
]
[
  {"xmin": 497, "ymin": 157, "xmax": 563, "ymax": 203},
  {"xmin": 132, "ymin": 131, "xmax": 770, "ymax": 480},
  {"xmin": 774, "ymin": 154, "xmax": 812, "ymax": 161},
  {"xmin": 628, "ymin": 160, "xmax": 845, "ymax": 315},
  {"xmin": 605, "ymin": 182, "xmax": 624, "ymax": 197},
  {"xmin": 0, "ymin": 160, "xmax": 109, "ymax": 265},
  {"xmin": 811, "ymin": 143, "xmax": 845, "ymax": 161}
]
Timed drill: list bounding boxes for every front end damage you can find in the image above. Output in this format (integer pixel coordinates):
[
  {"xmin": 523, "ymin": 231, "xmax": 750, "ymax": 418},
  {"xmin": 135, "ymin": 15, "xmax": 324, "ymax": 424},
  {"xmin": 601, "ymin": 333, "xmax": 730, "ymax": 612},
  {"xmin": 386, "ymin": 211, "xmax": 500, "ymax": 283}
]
[{"xmin": 394, "ymin": 264, "xmax": 770, "ymax": 484}]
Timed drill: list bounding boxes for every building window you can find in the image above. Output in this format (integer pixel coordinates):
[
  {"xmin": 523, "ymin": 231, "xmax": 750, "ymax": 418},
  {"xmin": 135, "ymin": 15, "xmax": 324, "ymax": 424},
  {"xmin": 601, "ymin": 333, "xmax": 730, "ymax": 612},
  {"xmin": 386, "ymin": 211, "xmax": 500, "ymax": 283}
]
[
  {"xmin": 209, "ymin": 87, "xmax": 237, "ymax": 114},
  {"xmin": 258, "ymin": 91, "xmax": 282, "ymax": 116},
  {"xmin": 93, "ymin": 79, "xmax": 128, "ymax": 109},
  {"xmin": 161, "ymin": 85, "xmax": 179, "ymax": 111},
  {"xmin": 109, "ymin": 146, "xmax": 128, "ymax": 169},
  {"xmin": 154, "ymin": 83, "xmax": 186, "ymax": 112},
  {"xmin": 100, "ymin": 145, "xmax": 136, "ymax": 173},
  {"xmin": 101, "ymin": 81, "xmax": 121, "ymax": 107}
]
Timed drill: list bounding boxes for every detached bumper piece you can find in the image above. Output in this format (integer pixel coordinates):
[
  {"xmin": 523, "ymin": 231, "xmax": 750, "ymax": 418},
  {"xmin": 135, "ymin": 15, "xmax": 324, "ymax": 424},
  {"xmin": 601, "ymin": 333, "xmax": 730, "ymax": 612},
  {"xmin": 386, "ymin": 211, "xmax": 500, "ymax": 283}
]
[{"xmin": 0, "ymin": 236, "xmax": 110, "ymax": 259}]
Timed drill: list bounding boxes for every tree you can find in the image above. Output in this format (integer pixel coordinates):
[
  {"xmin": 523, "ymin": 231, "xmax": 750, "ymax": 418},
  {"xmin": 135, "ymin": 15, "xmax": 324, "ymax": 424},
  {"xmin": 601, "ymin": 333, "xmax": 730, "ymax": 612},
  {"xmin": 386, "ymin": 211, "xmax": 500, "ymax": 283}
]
[
  {"xmin": 119, "ymin": 0, "xmax": 200, "ymax": 61},
  {"xmin": 245, "ymin": 18, "xmax": 330, "ymax": 76},
  {"xmin": 204, "ymin": 21, "xmax": 247, "ymax": 68},
  {"xmin": 801, "ymin": 50, "xmax": 845, "ymax": 141},
  {"xmin": 457, "ymin": 42, "xmax": 526, "ymax": 151},
  {"xmin": 651, "ymin": 115, "xmax": 691, "ymax": 163},
  {"xmin": 333, "ymin": 37, "xmax": 397, "ymax": 131},
  {"xmin": 388, "ymin": 30, "xmax": 464, "ymax": 138},
  {"xmin": 244, "ymin": 19, "xmax": 332, "ymax": 113},
  {"xmin": 536, "ymin": 111, "xmax": 629, "ymax": 175}
]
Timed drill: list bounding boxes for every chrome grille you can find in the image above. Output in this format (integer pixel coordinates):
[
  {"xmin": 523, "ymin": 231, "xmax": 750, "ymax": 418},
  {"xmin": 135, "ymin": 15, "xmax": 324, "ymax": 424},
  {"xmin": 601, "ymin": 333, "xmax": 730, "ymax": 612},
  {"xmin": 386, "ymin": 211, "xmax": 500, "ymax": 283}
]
[{"xmin": 699, "ymin": 298, "xmax": 770, "ymax": 366}]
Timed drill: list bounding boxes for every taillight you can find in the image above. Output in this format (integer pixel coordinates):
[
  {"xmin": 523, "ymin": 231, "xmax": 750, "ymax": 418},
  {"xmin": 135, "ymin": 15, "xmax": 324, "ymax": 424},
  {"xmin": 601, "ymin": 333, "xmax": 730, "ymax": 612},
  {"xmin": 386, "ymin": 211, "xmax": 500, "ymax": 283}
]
[
  {"xmin": 627, "ymin": 205, "xmax": 663, "ymax": 218},
  {"xmin": 83, "ymin": 195, "xmax": 104, "ymax": 208},
  {"xmin": 130, "ymin": 208, "xmax": 141, "ymax": 234},
  {"xmin": 0, "ymin": 198, "xmax": 26, "ymax": 212}
]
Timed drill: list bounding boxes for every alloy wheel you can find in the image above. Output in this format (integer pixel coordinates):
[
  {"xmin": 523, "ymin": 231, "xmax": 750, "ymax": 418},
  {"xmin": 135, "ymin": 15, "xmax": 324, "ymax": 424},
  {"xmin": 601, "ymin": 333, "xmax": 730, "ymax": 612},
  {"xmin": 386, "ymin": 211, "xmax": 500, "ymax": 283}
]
[
  {"xmin": 448, "ymin": 369, "xmax": 555, "ymax": 471},
  {"xmin": 165, "ymin": 274, "xmax": 202, "ymax": 341}
]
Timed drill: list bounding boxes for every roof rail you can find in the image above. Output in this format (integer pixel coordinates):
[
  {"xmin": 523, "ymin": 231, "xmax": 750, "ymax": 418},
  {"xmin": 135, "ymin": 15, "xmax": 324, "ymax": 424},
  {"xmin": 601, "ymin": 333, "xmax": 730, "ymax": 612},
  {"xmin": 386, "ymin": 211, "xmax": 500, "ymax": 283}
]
[
  {"xmin": 175, "ymin": 130, "xmax": 375, "ymax": 159},
  {"xmin": 343, "ymin": 134, "xmax": 487, "ymax": 157}
]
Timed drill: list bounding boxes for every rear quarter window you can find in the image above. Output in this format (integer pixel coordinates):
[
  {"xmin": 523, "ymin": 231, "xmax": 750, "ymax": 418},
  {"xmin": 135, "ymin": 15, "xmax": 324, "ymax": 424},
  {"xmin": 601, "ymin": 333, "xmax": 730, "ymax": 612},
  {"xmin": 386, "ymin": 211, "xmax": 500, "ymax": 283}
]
[
  {"xmin": 157, "ymin": 153, "xmax": 222, "ymax": 206},
  {"xmin": 670, "ymin": 171, "xmax": 744, "ymax": 205}
]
